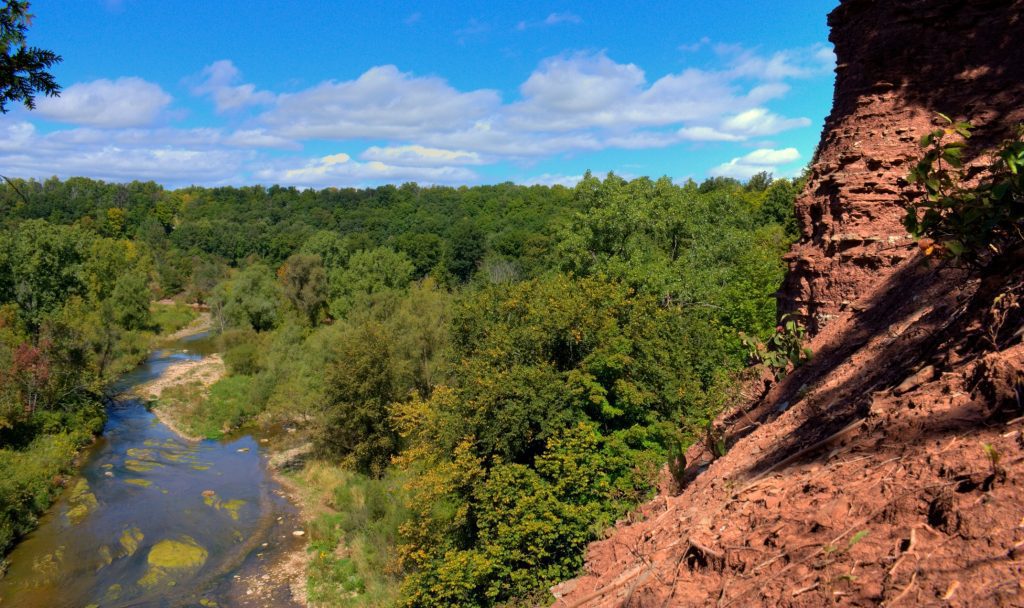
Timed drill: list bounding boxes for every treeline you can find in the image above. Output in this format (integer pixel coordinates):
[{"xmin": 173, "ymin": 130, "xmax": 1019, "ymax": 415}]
[{"xmin": 0, "ymin": 171, "xmax": 801, "ymax": 605}]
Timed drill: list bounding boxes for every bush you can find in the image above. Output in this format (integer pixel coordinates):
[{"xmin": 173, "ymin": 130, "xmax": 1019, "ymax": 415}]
[
  {"xmin": 903, "ymin": 116, "xmax": 1024, "ymax": 263},
  {"xmin": 0, "ymin": 432, "xmax": 83, "ymax": 557}
]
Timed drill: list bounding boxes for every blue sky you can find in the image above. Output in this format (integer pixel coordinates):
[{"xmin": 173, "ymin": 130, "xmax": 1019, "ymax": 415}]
[{"xmin": 0, "ymin": 0, "xmax": 839, "ymax": 188}]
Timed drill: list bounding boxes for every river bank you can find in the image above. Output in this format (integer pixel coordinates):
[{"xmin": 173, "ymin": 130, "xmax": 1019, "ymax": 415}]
[{"xmin": 0, "ymin": 321, "xmax": 308, "ymax": 607}]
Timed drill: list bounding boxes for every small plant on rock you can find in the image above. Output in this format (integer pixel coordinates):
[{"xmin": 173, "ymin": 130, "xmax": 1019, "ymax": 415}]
[
  {"xmin": 739, "ymin": 314, "xmax": 813, "ymax": 380},
  {"xmin": 903, "ymin": 114, "xmax": 1024, "ymax": 264}
]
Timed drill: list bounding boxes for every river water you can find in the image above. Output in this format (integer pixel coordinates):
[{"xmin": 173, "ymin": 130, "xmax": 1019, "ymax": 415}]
[{"xmin": 0, "ymin": 334, "xmax": 302, "ymax": 607}]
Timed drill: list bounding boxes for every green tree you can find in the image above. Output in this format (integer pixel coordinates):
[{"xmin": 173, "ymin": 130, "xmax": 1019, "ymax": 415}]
[
  {"xmin": 211, "ymin": 264, "xmax": 283, "ymax": 332},
  {"xmin": 444, "ymin": 219, "xmax": 485, "ymax": 283},
  {"xmin": 317, "ymin": 321, "xmax": 401, "ymax": 477},
  {"xmin": 278, "ymin": 253, "xmax": 328, "ymax": 325},
  {"xmin": 0, "ymin": 0, "xmax": 61, "ymax": 113},
  {"xmin": 109, "ymin": 269, "xmax": 151, "ymax": 330},
  {"xmin": 328, "ymin": 247, "xmax": 414, "ymax": 318}
]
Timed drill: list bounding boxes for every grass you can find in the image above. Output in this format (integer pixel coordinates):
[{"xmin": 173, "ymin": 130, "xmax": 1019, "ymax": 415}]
[
  {"xmin": 0, "ymin": 400, "xmax": 104, "ymax": 562},
  {"xmin": 293, "ymin": 461, "xmax": 408, "ymax": 607},
  {"xmin": 150, "ymin": 302, "xmax": 198, "ymax": 336},
  {"xmin": 157, "ymin": 375, "xmax": 257, "ymax": 440}
]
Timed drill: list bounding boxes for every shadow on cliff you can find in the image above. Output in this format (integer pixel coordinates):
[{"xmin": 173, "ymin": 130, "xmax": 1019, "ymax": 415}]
[
  {"xmin": 829, "ymin": 0, "xmax": 1024, "ymax": 157},
  {"xmin": 730, "ymin": 245, "xmax": 1024, "ymax": 482}
]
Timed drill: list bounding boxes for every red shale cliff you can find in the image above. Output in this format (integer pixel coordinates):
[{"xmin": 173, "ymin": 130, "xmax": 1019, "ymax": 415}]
[
  {"xmin": 553, "ymin": 1, "xmax": 1024, "ymax": 606},
  {"xmin": 782, "ymin": 0, "xmax": 1024, "ymax": 333}
]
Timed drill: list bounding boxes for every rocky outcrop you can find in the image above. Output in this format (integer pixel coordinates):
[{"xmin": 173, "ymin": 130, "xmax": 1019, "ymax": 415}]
[
  {"xmin": 781, "ymin": 0, "xmax": 1024, "ymax": 333},
  {"xmin": 553, "ymin": 2, "xmax": 1024, "ymax": 606}
]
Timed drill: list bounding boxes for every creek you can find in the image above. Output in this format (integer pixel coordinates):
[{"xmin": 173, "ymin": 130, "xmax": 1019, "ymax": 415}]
[{"xmin": 0, "ymin": 332, "xmax": 302, "ymax": 607}]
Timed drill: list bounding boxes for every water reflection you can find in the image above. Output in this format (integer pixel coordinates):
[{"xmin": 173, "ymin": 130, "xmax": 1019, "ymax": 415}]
[{"xmin": 0, "ymin": 341, "xmax": 296, "ymax": 607}]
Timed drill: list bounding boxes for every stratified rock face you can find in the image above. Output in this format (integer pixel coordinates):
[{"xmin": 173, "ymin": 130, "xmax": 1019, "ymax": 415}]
[{"xmin": 781, "ymin": 0, "xmax": 1024, "ymax": 333}]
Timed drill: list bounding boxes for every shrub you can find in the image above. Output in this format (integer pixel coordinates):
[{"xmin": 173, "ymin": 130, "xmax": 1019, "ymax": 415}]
[
  {"xmin": 739, "ymin": 314, "xmax": 812, "ymax": 380},
  {"xmin": 903, "ymin": 115, "xmax": 1024, "ymax": 263}
]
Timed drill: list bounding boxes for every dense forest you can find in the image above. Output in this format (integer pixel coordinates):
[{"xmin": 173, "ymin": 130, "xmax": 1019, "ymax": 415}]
[{"xmin": 0, "ymin": 170, "xmax": 800, "ymax": 605}]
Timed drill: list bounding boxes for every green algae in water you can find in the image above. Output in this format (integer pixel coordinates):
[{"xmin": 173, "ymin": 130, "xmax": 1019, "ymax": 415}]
[
  {"xmin": 138, "ymin": 536, "xmax": 208, "ymax": 588},
  {"xmin": 97, "ymin": 545, "xmax": 113, "ymax": 570},
  {"xmin": 105, "ymin": 583, "xmax": 122, "ymax": 602},
  {"xmin": 161, "ymin": 450, "xmax": 187, "ymax": 462},
  {"xmin": 124, "ymin": 478, "xmax": 152, "ymax": 487},
  {"xmin": 191, "ymin": 464, "xmax": 211, "ymax": 471},
  {"xmin": 66, "ymin": 479, "xmax": 98, "ymax": 524},
  {"xmin": 125, "ymin": 458, "xmax": 164, "ymax": 473},
  {"xmin": 120, "ymin": 526, "xmax": 144, "ymax": 556},
  {"xmin": 126, "ymin": 447, "xmax": 157, "ymax": 460},
  {"xmin": 201, "ymin": 491, "xmax": 247, "ymax": 521},
  {"xmin": 221, "ymin": 499, "xmax": 246, "ymax": 521},
  {"xmin": 31, "ymin": 546, "xmax": 64, "ymax": 580}
]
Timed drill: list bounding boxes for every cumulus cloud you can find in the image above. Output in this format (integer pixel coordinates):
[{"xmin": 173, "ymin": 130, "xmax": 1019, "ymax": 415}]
[
  {"xmin": 191, "ymin": 60, "xmax": 276, "ymax": 112},
  {"xmin": 34, "ymin": 77, "xmax": 172, "ymax": 127},
  {"xmin": 0, "ymin": 124, "xmax": 248, "ymax": 184},
  {"xmin": 260, "ymin": 65, "xmax": 501, "ymax": 140},
  {"xmin": 519, "ymin": 173, "xmax": 583, "ymax": 187},
  {"xmin": 720, "ymin": 108, "xmax": 811, "ymax": 137},
  {"xmin": 506, "ymin": 51, "xmax": 804, "ymax": 134},
  {"xmin": 723, "ymin": 43, "xmax": 835, "ymax": 80},
  {"xmin": 254, "ymin": 151, "xmax": 479, "ymax": 188},
  {"xmin": 709, "ymin": 147, "xmax": 801, "ymax": 179},
  {"xmin": 223, "ymin": 129, "xmax": 298, "ymax": 149},
  {"xmin": 360, "ymin": 145, "xmax": 484, "ymax": 166},
  {"xmin": 0, "ymin": 121, "xmax": 35, "ymax": 150},
  {"xmin": 676, "ymin": 126, "xmax": 744, "ymax": 142},
  {"xmin": 4, "ymin": 43, "xmax": 833, "ymax": 187}
]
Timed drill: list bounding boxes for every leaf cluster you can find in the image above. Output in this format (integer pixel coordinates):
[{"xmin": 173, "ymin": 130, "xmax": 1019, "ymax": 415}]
[{"xmin": 903, "ymin": 114, "xmax": 1024, "ymax": 262}]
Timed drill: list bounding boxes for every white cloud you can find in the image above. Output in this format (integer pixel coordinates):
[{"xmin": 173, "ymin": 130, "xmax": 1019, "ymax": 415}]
[
  {"xmin": 518, "ymin": 52, "xmax": 645, "ymax": 116},
  {"xmin": 677, "ymin": 126, "xmax": 744, "ymax": 142},
  {"xmin": 260, "ymin": 65, "xmax": 501, "ymax": 140},
  {"xmin": 679, "ymin": 36, "xmax": 711, "ymax": 52},
  {"xmin": 192, "ymin": 60, "xmax": 275, "ymax": 112},
  {"xmin": 223, "ymin": 129, "xmax": 298, "ymax": 149},
  {"xmin": 0, "ymin": 121, "xmax": 36, "ymax": 150},
  {"xmin": 255, "ymin": 151, "xmax": 478, "ymax": 188},
  {"xmin": 720, "ymin": 108, "xmax": 811, "ymax": 137},
  {"xmin": 519, "ymin": 173, "xmax": 583, "ymax": 187},
  {"xmin": 0, "ymin": 127, "xmax": 247, "ymax": 184},
  {"xmin": 709, "ymin": 147, "xmax": 801, "ymax": 179},
  {"xmin": 544, "ymin": 12, "xmax": 582, "ymax": 25},
  {"xmin": 723, "ymin": 43, "xmax": 835, "ymax": 81},
  {"xmin": 506, "ymin": 52, "xmax": 806, "ymax": 134},
  {"xmin": 360, "ymin": 145, "xmax": 484, "ymax": 166},
  {"xmin": 34, "ymin": 77, "xmax": 172, "ymax": 127}
]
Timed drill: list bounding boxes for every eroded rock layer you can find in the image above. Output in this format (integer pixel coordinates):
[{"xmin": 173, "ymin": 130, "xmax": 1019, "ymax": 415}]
[{"xmin": 781, "ymin": 0, "xmax": 1024, "ymax": 333}]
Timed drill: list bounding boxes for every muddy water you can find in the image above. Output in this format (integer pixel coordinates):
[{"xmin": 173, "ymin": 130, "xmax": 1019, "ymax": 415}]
[{"xmin": 0, "ymin": 335, "xmax": 302, "ymax": 607}]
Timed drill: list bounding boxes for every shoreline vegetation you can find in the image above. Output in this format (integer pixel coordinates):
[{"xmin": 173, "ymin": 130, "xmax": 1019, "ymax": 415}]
[
  {"xmin": 0, "ymin": 300, "xmax": 198, "ymax": 564},
  {"xmin": 134, "ymin": 352, "xmax": 226, "ymax": 442},
  {"xmin": 0, "ymin": 173, "xmax": 799, "ymax": 605}
]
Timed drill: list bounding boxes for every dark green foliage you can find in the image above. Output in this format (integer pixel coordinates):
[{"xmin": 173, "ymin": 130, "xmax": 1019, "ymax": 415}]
[
  {"xmin": 0, "ymin": 1, "xmax": 61, "ymax": 113},
  {"xmin": 739, "ymin": 314, "xmax": 812, "ymax": 380},
  {"xmin": 211, "ymin": 264, "xmax": 282, "ymax": 332},
  {"xmin": 279, "ymin": 253, "xmax": 328, "ymax": 325},
  {"xmin": 443, "ymin": 219, "xmax": 485, "ymax": 283},
  {"xmin": 110, "ymin": 270, "xmax": 151, "ymax": 330},
  {"xmin": 317, "ymin": 322, "xmax": 401, "ymax": 477},
  {"xmin": 903, "ymin": 116, "xmax": 1024, "ymax": 263}
]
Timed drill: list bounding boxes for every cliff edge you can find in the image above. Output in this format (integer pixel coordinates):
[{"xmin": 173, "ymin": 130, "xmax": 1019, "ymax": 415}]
[{"xmin": 553, "ymin": 1, "xmax": 1024, "ymax": 606}]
